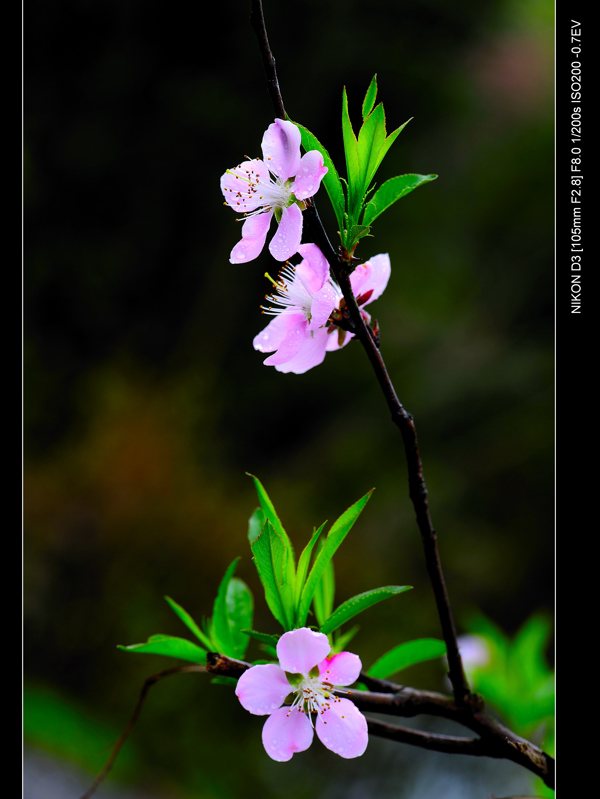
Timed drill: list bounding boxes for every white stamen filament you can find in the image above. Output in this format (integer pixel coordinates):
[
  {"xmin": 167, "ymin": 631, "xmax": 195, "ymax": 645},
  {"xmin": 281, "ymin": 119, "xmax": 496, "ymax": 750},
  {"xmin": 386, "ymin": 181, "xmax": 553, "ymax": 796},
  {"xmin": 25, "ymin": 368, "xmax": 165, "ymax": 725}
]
[
  {"xmin": 285, "ymin": 675, "xmax": 343, "ymax": 727},
  {"xmin": 226, "ymin": 162, "xmax": 292, "ymax": 219}
]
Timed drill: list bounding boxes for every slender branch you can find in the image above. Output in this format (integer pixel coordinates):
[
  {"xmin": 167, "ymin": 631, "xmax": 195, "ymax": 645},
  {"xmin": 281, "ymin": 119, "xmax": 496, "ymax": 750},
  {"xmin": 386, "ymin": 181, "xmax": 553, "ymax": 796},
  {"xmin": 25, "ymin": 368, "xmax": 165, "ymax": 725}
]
[
  {"xmin": 78, "ymin": 664, "xmax": 205, "ymax": 799},
  {"xmin": 249, "ymin": 0, "xmax": 470, "ymax": 708},
  {"xmin": 205, "ymin": 653, "xmax": 554, "ymax": 788}
]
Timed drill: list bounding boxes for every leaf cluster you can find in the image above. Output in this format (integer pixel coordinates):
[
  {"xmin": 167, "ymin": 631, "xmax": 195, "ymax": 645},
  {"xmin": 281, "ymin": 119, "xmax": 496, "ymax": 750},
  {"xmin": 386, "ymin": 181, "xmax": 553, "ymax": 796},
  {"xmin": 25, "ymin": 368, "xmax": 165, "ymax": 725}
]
[
  {"xmin": 246, "ymin": 474, "xmax": 411, "ymax": 653},
  {"xmin": 117, "ymin": 559, "xmax": 253, "ymax": 666},
  {"xmin": 292, "ymin": 76, "xmax": 437, "ymax": 257}
]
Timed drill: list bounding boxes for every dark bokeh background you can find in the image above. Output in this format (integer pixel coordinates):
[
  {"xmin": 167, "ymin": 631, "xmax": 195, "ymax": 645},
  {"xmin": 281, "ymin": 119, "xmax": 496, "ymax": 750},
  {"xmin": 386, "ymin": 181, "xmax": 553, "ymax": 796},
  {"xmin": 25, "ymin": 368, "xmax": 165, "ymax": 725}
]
[{"xmin": 24, "ymin": 0, "xmax": 553, "ymax": 796}]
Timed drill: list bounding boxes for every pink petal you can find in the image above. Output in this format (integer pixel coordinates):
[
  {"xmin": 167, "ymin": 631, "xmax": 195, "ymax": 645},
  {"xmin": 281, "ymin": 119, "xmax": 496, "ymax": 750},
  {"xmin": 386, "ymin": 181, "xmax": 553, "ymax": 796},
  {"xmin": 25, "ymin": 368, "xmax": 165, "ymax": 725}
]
[
  {"xmin": 296, "ymin": 243, "xmax": 330, "ymax": 292},
  {"xmin": 308, "ymin": 281, "xmax": 339, "ymax": 330},
  {"xmin": 263, "ymin": 317, "xmax": 308, "ymax": 366},
  {"xmin": 261, "ymin": 706, "xmax": 314, "ymax": 762},
  {"xmin": 268, "ymin": 204, "xmax": 302, "ymax": 262},
  {"xmin": 315, "ymin": 697, "xmax": 368, "ymax": 758},
  {"xmin": 274, "ymin": 328, "xmax": 330, "ymax": 374},
  {"xmin": 349, "ymin": 253, "xmax": 391, "ymax": 304},
  {"xmin": 261, "ymin": 119, "xmax": 302, "ymax": 182},
  {"xmin": 230, "ymin": 211, "xmax": 273, "ymax": 264},
  {"xmin": 220, "ymin": 159, "xmax": 271, "ymax": 213},
  {"xmin": 292, "ymin": 151, "xmax": 328, "ymax": 200},
  {"xmin": 325, "ymin": 328, "xmax": 354, "ymax": 352},
  {"xmin": 318, "ymin": 652, "xmax": 362, "ymax": 687},
  {"xmin": 235, "ymin": 664, "xmax": 292, "ymax": 716},
  {"xmin": 253, "ymin": 313, "xmax": 303, "ymax": 354},
  {"xmin": 276, "ymin": 628, "xmax": 331, "ymax": 675}
]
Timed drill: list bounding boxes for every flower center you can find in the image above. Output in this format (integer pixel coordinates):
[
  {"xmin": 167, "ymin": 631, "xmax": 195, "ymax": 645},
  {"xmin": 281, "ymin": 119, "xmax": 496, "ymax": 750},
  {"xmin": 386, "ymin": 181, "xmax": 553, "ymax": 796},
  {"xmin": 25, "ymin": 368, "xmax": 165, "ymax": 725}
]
[
  {"xmin": 287, "ymin": 675, "xmax": 336, "ymax": 722},
  {"xmin": 260, "ymin": 264, "xmax": 314, "ymax": 320}
]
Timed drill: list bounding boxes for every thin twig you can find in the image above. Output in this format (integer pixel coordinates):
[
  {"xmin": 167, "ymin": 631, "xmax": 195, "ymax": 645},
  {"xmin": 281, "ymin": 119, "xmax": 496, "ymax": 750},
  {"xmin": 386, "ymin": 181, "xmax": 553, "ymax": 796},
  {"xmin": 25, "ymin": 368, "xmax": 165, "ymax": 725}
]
[
  {"xmin": 78, "ymin": 664, "xmax": 205, "ymax": 799},
  {"xmin": 249, "ymin": 0, "xmax": 470, "ymax": 709}
]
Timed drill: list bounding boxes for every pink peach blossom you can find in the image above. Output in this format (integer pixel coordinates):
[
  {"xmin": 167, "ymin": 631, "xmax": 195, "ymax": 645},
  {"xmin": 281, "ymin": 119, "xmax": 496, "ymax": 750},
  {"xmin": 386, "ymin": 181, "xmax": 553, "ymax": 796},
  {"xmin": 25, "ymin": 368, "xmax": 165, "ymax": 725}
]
[
  {"xmin": 235, "ymin": 628, "xmax": 368, "ymax": 762},
  {"xmin": 254, "ymin": 249, "xmax": 391, "ymax": 374},
  {"xmin": 220, "ymin": 120, "xmax": 327, "ymax": 264}
]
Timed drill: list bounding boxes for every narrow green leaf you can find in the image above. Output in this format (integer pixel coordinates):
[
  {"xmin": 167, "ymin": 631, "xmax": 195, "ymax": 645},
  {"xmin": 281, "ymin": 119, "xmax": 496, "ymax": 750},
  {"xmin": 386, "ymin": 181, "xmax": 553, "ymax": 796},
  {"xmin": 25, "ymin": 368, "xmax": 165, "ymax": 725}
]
[
  {"xmin": 342, "ymin": 87, "xmax": 360, "ymax": 222},
  {"xmin": 362, "ymin": 75, "xmax": 378, "ymax": 120},
  {"xmin": 294, "ymin": 521, "xmax": 327, "ymax": 611},
  {"xmin": 248, "ymin": 507, "xmax": 265, "ymax": 543},
  {"xmin": 164, "ymin": 596, "xmax": 213, "ymax": 650},
  {"xmin": 356, "ymin": 103, "xmax": 386, "ymax": 206},
  {"xmin": 248, "ymin": 474, "xmax": 296, "ymax": 594},
  {"xmin": 242, "ymin": 629, "xmax": 281, "ymax": 648},
  {"xmin": 210, "ymin": 558, "xmax": 240, "ymax": 655},
  {"xmin": 320, "ymin": 586, "xmax": 411, "ymax": 635},
  {"xmin": 367, "ymin": 638, "xmax": 447, "ymax": 679},
  {"xmin": 292, "ymin": 120, "xmax": 346, "ymax": 233},
  {"xmin": 297, "ymin": 490, "xmax": 373, "ymax": 626},
  {"xmin": 312, "ymin": 552, "xmax": 335, "ymax": 628},
  {"xmin": 362, "ymin": 173, "xmax": 438, "ymax": 226},
  {"xmin": 251, "ymin": 519, "xmax": 293, "ymax": 629},
  {"xmin": 332, "ymin": 625, "xmax": 360, "ymax": 653},
  {"xmin": 118, "ymin": 634, "xmax": 208, "ymax": 664},
  {"xmin": 366, "ymin": 118, "xmax": 412, "ymax": 185},
  {"xmin": 345, "ymin": 224, "xmax": 372, "ymax": 251},
  {"xmin": 226, "ymin": 577, "xmax": 254, "ymax": 659}
]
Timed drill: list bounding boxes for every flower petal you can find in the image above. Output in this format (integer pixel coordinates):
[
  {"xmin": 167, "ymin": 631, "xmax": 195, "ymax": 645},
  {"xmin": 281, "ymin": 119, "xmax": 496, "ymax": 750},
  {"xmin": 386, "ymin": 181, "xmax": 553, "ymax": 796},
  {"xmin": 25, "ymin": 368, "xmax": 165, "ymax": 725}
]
[
  {"xmin": 276, "ymin": 628, "xmax": 331, "ymax": 675},
  {"xmin": 318, "ymin": 652, "xmax": 362, "ymax": 687},
  {"xmin": 253, "ymin": 313, "xmax": 302, "ymax": 354},
  {"xmin": 325, "ymin": 328, "xmax": 354, "ymax": 352},
  {"xmin": 220, "ymin": 159, "xmax": 271, "ymax": 213},
  {"xmin": 308, "ymin": 281, "xmax": 339, "ymax": 330},
  {"xmin": 269, "ymin": 204, "xmax": 302, "ymax": 262},
  {"xmin": 296, "ymin": 243, "xmax": 330, "ymax": 293},
  {"xmin": 316, "ymin": 697, "xmax": 368, "ymax": 758},
  {"xmin": 261, "ymin": 706, "xmax": 314, "ymax": 761},
  {"xmin": 262, "ymin": 119, "xmax": 302, "ymax": 182},
  {"xmin": 349, "ymin": 253, "xmax": 391, "ymax": 304},
  {"xmin": 292, "ymin": 151, "xmax": 328, "ymax": 200},
  {"xmin": 235, "ymin": 664, "xmax": 293, "ymax": 716},
  {"xmin": 274, "ymin": 328, "xmax": 330, "ymax": 374},
  {"xmin": 230, "ymin": 211, "xmax": 273, "ymax": 264},
  {"xmin": 263, "ymin": 317, "xmax": 308, "ymax": 366}
]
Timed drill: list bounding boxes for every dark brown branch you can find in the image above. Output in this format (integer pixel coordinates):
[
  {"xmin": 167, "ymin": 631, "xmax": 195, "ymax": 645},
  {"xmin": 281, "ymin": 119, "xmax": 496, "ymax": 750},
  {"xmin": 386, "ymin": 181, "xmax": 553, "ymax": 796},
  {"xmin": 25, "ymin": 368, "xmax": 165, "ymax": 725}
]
[
  {"xmin": 205, "ymin": 653, "xmax": 554, "ymax": 789},
  {"xmin": 249, "ymin": 0, "xmax": 470, "ymax": 709},
  {"xmin": 78, "ymin": 664, "xmax": 205, "ymax": 799}
]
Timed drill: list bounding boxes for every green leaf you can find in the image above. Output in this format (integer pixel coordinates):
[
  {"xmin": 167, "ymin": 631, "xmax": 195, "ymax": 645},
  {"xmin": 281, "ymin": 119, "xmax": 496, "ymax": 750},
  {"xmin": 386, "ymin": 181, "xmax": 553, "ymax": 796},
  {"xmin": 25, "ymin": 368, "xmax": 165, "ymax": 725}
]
[
  {"xmin": 312, "ymin": 552, "xmax": 335, "ymax": 628},
  {"xmin": 332, "ymin": 625, "xmax": 360, "ymax": 653},
  {"xmin": 210, "ymin": 558, "xmax": 240, "ymax": 655},
  {"xmin": 251, "ymin": 519, "xmax": 294, "ymax": 629},
  {"xmin": 226, "ymin": 577, "xmax": 254, "ymax": 659},
  {"xmin": 164, "ymin": 596, "xmax": 214, "ymax": 650},
  {"xmin": 364, "ymin": 117, "xmax": 412, "ymax": 189},
  {"xmin": 362, "ymin": 75, "xmax": 378, "ymax": 120},
  {"xmin": 242, "ymin": 629, "xmax": 281, "ymax": 648},
  {"xmin": 345, "ymin": 224, "xmax": 372, "ymax": 251},
  {"xmin": 297, "ymin": 490, "xmax": 373, "ymax": 626},
  {"xmin": 342, "ymin": 87, "xmax": 360, "ymax": 220},
  {"xmin": 320, "ymin": 586, "xmax": 411, "ymax": 635},
  {"xmin": 248, "ymin": 474, "xmax": 296, "ymax": 597},
  {"xmin": 118, "ymin": 634, "xmax": 207, "ymax": 664},
  {"xmin": 292, "ymin": 120, "xmax": 346, "ymax": 233},
  {"xmin": 362, "ymin": 173, "xmax": 438, "ymax": 226},
  {"xmin": 367, "ymin": 638, "xmax": 447, "ymax": 679},
  {"xmin": 247, "ymin": 507, "xmax": 265, "ymax": 543},
  {"xmin": 294, "ymin": 521, "xmax": 327, "ymax": 612},
  {"xmin": 356, "ymin": 103, "xmax": 386, "ymax": 206}
]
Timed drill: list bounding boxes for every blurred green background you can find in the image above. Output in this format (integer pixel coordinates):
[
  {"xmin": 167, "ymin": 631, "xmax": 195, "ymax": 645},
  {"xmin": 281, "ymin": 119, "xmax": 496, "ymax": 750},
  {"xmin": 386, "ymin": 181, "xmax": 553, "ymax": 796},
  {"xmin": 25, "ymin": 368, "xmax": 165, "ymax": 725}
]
[{"xmin": 24, "ymin": 0, "xmax": 553, "ymax": 796}]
